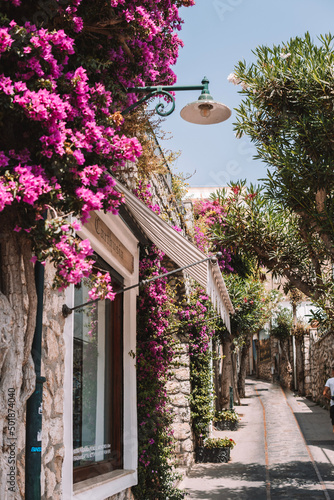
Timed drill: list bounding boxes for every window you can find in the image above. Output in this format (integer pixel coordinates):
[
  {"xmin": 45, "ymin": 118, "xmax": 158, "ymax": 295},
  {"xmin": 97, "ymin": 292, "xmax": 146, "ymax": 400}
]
[{"xmin": 72, "ymin": 260, "xmax": 123, "ymax": 484}]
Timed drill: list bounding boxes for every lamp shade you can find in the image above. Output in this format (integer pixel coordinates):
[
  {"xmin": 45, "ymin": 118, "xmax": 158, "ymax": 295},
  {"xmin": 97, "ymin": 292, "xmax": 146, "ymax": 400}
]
[{"xmin": 180, "ymin": 99, "xmax": 231, "ymax": 125}]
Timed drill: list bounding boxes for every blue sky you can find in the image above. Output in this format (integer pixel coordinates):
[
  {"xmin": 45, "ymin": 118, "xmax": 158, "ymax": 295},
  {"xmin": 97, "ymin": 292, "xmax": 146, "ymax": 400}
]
[{"xmin": 157, "ymin": 0, "xmax": 334, "ymax": 187}]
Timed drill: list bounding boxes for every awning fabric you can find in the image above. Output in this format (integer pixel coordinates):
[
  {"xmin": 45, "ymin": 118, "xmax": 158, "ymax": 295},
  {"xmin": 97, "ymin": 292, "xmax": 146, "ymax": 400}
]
[{"xmin": 114, "ymin": 179, "xmax": 234, "ymax": 331}]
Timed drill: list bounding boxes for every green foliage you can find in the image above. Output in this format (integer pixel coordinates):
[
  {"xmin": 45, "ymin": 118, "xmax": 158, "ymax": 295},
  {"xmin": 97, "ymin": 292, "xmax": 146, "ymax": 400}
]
[
  {"xmin": 189, "ymin": 346, "xmax": 214, "ymax": 445},
  {"xmin": 308, "ymin": 307, "xmax": 332, "ymax": 336},
  {"xmin": 222, "ymin": 272, "xmax": 278, "ymax": 341},
  {"xmin": 171, "ymin": 168, "xmax": 190, "ymax": 203},
  {"xmin": 177, "ymin": 288, "xmax": 217, "ymax": 446},
  {"xmin": 211, "ymin": 180, "xmax": 334, "ymax": 329},
  {"xmin": 233, "ymin": 33, "xmax": 334, "ymax": 213},
  {"xmin": 214, "ymin": 409, "xmax": 240, "ymax": 423},
  {"xmin": 292, "ymin": 319, "xmax": 310, "ymax": 339},
  {"xmin": 271, "ymin": 307, "xmax": 293, "ymax": 340},
  {"xmin": 229, "ymin": 33, "xmax": 334, "ymax": 330},
  {"xmin": 203, "ymin": 437, "xmax": 236, "ymax": 449}
]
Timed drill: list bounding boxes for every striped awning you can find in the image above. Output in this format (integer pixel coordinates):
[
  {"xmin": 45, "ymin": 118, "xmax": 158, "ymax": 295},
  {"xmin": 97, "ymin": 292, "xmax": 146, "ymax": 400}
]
[{"xmin": 114, "ymin": 179, "xmax": 234, "ymax": 331}]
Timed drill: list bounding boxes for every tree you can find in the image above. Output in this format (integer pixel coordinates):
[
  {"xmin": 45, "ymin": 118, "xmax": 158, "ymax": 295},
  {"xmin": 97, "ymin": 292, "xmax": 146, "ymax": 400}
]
[
  {"xmin": 211, "ymin": 181, "xmax": 334, "ymax": 328},
  {"xmin": 193, "ymin": 196, "xmax": 275, "ymax": 403},
  {"xmin": 227, "ymin": 32, "xmax": 334, "ymax": 327},
  {"xmin": 0, "ymin": 1, "xmax": 194, "ymax": 492},
  {"xmin": 222, "ymin": 273, "xmax": 276, "ymax": 398}
]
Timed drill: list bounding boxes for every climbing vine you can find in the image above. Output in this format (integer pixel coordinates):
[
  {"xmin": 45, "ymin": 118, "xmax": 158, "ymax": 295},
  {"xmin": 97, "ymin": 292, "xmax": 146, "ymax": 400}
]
[
  {"xmin": 178, "ymin": 288, "xmax": 220, "ymax": 446},
  {"xmin": 134, "ymin": 245, "xmax": 185, "ymax": 500}
]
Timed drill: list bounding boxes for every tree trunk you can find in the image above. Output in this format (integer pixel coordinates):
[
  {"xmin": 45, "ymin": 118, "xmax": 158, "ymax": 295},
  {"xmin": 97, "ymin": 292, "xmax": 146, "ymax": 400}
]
[
  {"xmin": 296, "ymin": 337, "xmax": 304, "ymax": 395},
  {"xmin": 279, "ymin": 338, "xmax": 292, "ymax": 389},
  {"xmin": 238, "ymin": 343, "xmax": 249, "ymax": 398},
  {"xmin": 232, "ymin": 351, "xmax": 240, "ymax": 406},
  {"xmin": 212, "ymin": 340, "xmax": 220, "ymax": 413},
  {"xmin": 0, "ymin": 226, "xmax": 37, "ymax": 499},
  {"xmin": 220, "ymin": 333, "xmax": 232, "ymax": 409}
]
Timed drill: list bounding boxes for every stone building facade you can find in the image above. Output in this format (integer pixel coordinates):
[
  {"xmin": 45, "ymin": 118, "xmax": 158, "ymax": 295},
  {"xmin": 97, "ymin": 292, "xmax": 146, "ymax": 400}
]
[
  {"xmin": 308, "ymin": 330, "xmax": 334, "ymax": 405},
  {"xmin": 3, "ymin": 163, "xmax": 235, "ymax": 499}
]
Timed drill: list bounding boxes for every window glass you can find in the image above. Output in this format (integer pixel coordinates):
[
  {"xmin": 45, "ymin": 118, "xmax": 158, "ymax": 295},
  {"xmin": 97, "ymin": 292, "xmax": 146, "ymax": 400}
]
[{"xmin": 73, "ymin": 265, "xmax": 123, "ymax": 482}]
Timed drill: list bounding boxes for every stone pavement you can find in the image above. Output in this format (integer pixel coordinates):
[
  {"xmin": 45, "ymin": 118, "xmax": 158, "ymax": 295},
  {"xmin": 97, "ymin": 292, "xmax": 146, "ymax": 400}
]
[{"xmin": 179, "ymin": 378, "xmax": 334, "ymax": 499}]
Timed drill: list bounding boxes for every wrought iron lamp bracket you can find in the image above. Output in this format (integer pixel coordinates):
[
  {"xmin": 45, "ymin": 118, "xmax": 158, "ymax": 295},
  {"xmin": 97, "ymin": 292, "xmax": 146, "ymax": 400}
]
[{"xmin": 123, "ymin": 80, "xmax": 207, "ymax": 116}]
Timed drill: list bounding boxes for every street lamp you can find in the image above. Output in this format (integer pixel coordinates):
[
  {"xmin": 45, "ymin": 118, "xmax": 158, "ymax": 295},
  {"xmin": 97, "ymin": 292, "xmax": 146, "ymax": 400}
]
[{"xmin": 124, "ymin": 76, "xmax": 231, "ymax": 125}]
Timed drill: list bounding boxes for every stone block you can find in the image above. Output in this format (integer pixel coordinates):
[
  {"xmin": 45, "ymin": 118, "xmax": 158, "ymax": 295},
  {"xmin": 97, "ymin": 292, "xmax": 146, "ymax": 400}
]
[
  {"xmin": 43, "ymin": 388, "xmax": 53, "ymax": 418},
  {"xmin": 166, "ymin": 381, "xmax": 180, "ymax": 394},
  {"xmin": 45, "ymin": 368, "xmax": 55, "ymax": 396},
  {"xmin": 45, "ymin": 330, "xmax": 59, "ymax": 361},
  {"xmin": 178, "ymin": 352, "xmax": 190, "ymax": 364},
  {"xmin": 179, "ymin": 438, "xmax": 194, "ymax": 453},
  {"xmin": 43, "ymin": 445, "xmax": 54, "ymax": 465},
  {"xmin": 53, "ymin": 455, "xmax": 63, "ymax": 483},
  {"xmin": 173, "ymin": 423, "xmax": 191, "ymax": 441},
  {"xmin": 40, "ymin": 462, "xmax": 45, "ymax": 498},
  {"xmin": 175, "ymin": 368, "xmax": 190, "ymax": 382},
  {"xmin": 55, "ymin": 363, "xmax": 63, "ymax": 386},
  {"xmin": 45, "ymin": 467, "xmax": 57, "ymax": 499},
  {"xmin": 54, "ymin": 389, "xmax": 64, "ymax": 415},
  {"xmin": 55, "ymin": 445, "xmax": 65, "ymax": 459},
  {"xmin": 174, "ymin": 407, "xmax": 191, "ymax": 422},
  {"xmin": 171, "ymin": 393, "xmax": 188, "ymax": 407},
  {"xmin": 49, "ymin": 418, "xmax": 63, "ymax": 446}
]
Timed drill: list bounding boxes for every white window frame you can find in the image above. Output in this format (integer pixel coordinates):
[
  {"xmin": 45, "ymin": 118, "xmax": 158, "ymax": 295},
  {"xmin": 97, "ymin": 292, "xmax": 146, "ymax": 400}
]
[{"xmin": 62, "ymin": 212, "xmax": 139, "ymax": 500}]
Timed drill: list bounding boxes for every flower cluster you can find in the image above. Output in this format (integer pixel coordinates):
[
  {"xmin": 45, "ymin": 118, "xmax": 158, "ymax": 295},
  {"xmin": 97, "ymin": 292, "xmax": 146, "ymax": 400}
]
[
  {"xmin": 227, "ymin": 72, "xmax": 248, "ymax": 90},
  {"xmin": 31, "ymin": 219, "xmax": 113, "ymax": 293},
  {"xmin": 203, "ymin": 437, "xmax": 236, "ymax": 449},
  {"xmin": 0, "ymin": 0, "xmax": 193, "ymax": 295},
  {"xmin": 178, "ymin": 289, "xmax": 212, "ymax": 355},
  {"xmin": 214, "ymin": 409, "xmax": 240, "ymax": 423},
  {"xmin": 193, "ymin": 199, "xmax": 233, "ymax": 273},
  {"xmin": 133, "ymin": 179, "xmax": 161, "ymax": 214},
  {"xmin": 193, "ymin": 199, "xmax": 226, "ymax": 226},
  {"xmin": 134, "ymin": 245, "xmax": 184, "ymax": 500}
]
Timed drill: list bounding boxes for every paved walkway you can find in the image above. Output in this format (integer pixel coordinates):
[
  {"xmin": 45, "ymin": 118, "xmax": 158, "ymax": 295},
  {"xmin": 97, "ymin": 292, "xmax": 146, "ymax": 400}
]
[{"xmin": 179, "ymin": 379, "xmax": 334, "ymax": 499}]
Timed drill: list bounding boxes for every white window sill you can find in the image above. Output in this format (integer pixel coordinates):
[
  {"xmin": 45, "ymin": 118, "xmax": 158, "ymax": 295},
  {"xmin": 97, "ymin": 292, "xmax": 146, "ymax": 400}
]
[{"xmin": 73, "ymin": 469, "xmax": 137, "ymax": 500}]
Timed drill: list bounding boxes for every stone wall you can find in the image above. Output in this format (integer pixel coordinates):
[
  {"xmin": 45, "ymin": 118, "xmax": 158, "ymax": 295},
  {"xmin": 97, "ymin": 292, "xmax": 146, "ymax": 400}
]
[
  {"xmin": 253, "ymin": 329, "xmax": 334, "ymax": 406},
  {"xmin": 309, "ymin": 330, "xmax": 334, "ymax": 406},
  {"xmin": 257, "ymin": 359, "xmax": 271, "ymax": 381},
  {"xmin": 108, "ymin": 488, "xmax": 135, "ymax": 500},
  {"xmin": 10, "ymin": 261, "xmax": 65, "ymax": 500},
  {"xmin": 150, "ymin": 173, "xmax": 186, "ymax": 232},
  {"xmin": 247, "ymin": 336, "xmax": 292, "ymax": 389},
  {"xmin": 303, "ymin": 332, "xmax": 312, "ymax": 396},
  {"xmin": 166, "ymin": 338, "xmax": 194, "ymax": 473},
  {"xmin": 256, "ymin": 337, "xmax": 280, "ymax": 383},
  {"xmin": 41, "ymin": 262, "xmax": 66, "ymax": 500}
]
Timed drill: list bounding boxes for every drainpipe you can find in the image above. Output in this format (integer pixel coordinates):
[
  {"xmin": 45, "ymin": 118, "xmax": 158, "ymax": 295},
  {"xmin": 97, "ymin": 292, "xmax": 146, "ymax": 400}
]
[{"xmin": 25, "ymin": 260, "xmax": 46, "ymax": 499}]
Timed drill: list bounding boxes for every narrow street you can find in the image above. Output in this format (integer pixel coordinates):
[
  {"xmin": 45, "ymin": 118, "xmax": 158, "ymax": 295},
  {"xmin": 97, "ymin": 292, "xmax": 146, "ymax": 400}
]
[{"xmin": 179, "ymin": 379, "xmax": 334, "ymax": 499}]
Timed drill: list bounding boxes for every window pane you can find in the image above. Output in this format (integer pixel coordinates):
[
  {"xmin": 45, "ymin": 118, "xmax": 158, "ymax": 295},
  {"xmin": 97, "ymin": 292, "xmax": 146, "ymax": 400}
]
[{"xmin": 73, "ymin": 280, "xmax": 112, "ymax": 467}]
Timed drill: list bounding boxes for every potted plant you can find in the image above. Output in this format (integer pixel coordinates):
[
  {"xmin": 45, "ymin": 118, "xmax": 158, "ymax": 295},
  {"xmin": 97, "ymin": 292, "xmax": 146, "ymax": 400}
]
[
  {"xmin": 195, "ymin": 437, "xmax": 236, "ymax": 463},
  {"xmin": 213, "ymin": 409, "xmax": 240, "ymax": 431}
]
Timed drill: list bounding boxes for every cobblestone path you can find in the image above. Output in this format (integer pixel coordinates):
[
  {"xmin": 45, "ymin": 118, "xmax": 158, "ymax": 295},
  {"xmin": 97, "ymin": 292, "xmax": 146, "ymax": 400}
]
[{"xmin": 179, "ymin": 379, "xmax": 334, "ymax": 499}]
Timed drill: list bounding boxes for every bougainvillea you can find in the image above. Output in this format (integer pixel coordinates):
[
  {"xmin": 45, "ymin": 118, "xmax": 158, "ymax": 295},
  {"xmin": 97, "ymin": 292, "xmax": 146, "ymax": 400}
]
[
  {"xmin": 134, "ymin": 245, "xmax": 184, "ymax": 500},
  {"xmin": 133, "ymin": 179, "xmax": 161, "ymax": 214},
  {"xmin": 193, "ymin": 198, "xmax": 233, "ymax": 273},
  {"xmin": 0, "ymin": 0, "xmax": 194, "ymax": 296}
]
